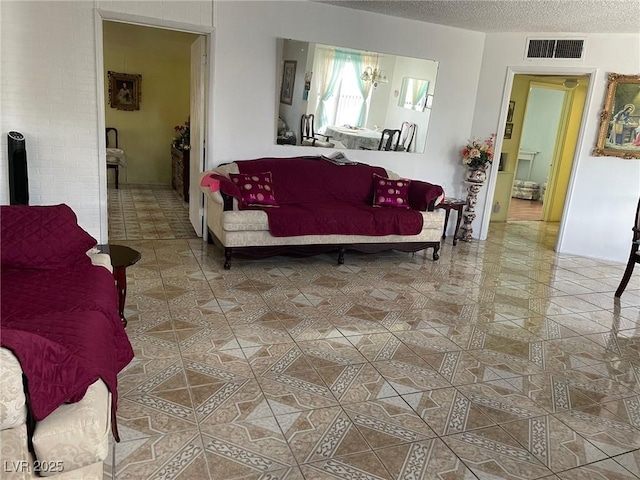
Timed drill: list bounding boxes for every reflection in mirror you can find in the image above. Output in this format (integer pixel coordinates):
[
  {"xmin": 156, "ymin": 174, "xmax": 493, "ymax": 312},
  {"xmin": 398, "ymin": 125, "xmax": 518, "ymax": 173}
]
[
  {"xmin": 399, "ymin": 77, "xmax": 429, "ymax": 111},
  {"xmin": 276, "ymin": 38, "xmax": 439, "ymax": 154}
]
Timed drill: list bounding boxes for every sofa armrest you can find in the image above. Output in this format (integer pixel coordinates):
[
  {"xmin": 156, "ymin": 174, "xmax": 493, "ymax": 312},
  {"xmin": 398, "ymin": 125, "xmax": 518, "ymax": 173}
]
[
  {"xmin": 0, "ymin": 349, "xmax": 28, "ymax": 430},
  {"xmin": 408, "ymin": 181, "xmax": 445, "ymax": 212},
  {"xmin": 32, "ymin": 381, "xmax": 110, "ymax": 477}
]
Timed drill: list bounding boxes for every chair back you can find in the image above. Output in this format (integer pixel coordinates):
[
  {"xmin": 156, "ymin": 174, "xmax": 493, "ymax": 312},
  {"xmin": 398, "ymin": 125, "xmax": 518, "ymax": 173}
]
[
  {"xmin": 633, "ymin": 197, "xmax": 640, "ymax": 243},
  {"xmin": 378, "ymin": 129, "xmax": 401, "ymax": 151},
  {"xmin": 398, "ymin": 122, "xmax": 416, "ymax": 152},
  {"xmin": 300, "ymin": 114, "xmax": 316, "ymax": 143},
  {"xmin": 106, "ymin": 128, "xmax": 119, "ymax": 148}
]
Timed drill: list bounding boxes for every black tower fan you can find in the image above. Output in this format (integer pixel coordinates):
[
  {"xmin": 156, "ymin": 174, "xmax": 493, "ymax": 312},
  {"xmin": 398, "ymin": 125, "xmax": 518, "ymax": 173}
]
[{"xmin": 8, "ymin": 131, "xmax": 29, "ymax": 205}]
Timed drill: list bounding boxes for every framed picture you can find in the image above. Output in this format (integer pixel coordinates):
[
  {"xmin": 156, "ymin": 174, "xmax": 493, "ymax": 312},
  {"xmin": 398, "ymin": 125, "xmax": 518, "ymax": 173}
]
[
  {"xmin": 504, "ymin": 122, "xmax": 513, "ymax": 140},
  {"xmin": 507, "ymin": 100, "xmax": 515, "ymax": 123},
  {"xmin": 280, "ymin": 60, "xmax": 296, "ymax": 105},
  {"xmin": 593, "ymin": 73, "xmax": 640, "ymax": 159},
  {"xmin": 108, "ymin": 71, "xmax": 142, "ymax": 111}
]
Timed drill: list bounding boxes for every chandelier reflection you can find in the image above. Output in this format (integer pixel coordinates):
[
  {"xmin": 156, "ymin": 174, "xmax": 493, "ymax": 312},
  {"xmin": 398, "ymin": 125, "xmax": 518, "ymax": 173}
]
[{"xmin": 361, "ymin": 55, "xmax": 388, "ymax": 87}]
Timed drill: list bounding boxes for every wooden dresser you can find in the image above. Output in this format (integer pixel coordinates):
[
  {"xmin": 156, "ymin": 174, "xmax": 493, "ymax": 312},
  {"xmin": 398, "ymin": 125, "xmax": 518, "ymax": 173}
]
[{"xmin": 171, "ymin": 146, "xmax": 190, "ymax": 202}]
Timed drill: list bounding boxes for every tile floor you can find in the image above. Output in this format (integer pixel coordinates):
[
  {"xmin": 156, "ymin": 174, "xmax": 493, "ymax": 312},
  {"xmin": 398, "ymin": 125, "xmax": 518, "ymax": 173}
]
[
  {"xmin": 105, "ymin": 196, "xmax": 640, "ymax": 479},
  {"xmin": 108, "ymin": 185, "xmax": 197, "ymax": 240}
]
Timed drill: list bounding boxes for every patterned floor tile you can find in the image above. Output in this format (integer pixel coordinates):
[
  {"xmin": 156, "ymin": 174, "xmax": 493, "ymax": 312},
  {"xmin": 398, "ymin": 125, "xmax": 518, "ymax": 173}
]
[
  {"xmin": 344, "ymin": 332, "xmax": 416, "ymax": 362},
  {"xmin": 374, "ymin": 437, "xmax": 478, "ymax": 480},
  {"xmin": 372, "ymin": 354, "xmax": 452, "ymax": 394},
  {"xmin": 258, "ymin": 367, "xmax": 339, "ymax": 414},
  {"xmin": 501, "ymin": 415, "xmax": 607, "ymax": 473},
  {"xmin": 342, "ymin": 396, "xmax": 437, "ymax": 449},
  {"xmin": 555, "ymin": 458, "xmax": 638, "ymax": 479},
  {"xmin": 201, "ymin": 419, "xmax": 296, "ymax": 478},
  {"xmin": 402, "ymin": 387, "xmax": 495, "ymax": 435},
  {"xmin": 298, "ymin": 338, "xmax": 369, "ymax": 367},
  {"xmin": 316, "ymin": 363, "xmax": 397, "ymax": 405},
  {"xmin": 442, "ymin": 425, "xmax": 554, "ymax": 479},
  {"xmin": 553, "ymin": 409, "xmax": 640, "ymax": 457},
  {"xmin": 276, "ymin": 406, "xmax": 370, "ymax": 464},
  {"xmin": 105, "ymin": 429, "xmax": 206, "ymax": 480},
  {"xmin": 301, "ymin": 451, "xmax": 392, "ymax": 479}
]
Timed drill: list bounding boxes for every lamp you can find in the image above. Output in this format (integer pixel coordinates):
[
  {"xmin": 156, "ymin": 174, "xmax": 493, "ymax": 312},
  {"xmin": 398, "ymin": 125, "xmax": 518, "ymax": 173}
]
[{"xmin": 361, "ymin": 54, "xmax": 388, "ymax": 87}]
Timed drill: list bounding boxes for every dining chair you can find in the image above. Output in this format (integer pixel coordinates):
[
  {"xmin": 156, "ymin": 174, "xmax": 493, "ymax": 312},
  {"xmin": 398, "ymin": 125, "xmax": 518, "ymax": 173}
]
[
  {"xmin": 615, "ymin": 197, "xmax": 640, "ymax": 297},
  {"xmin": 300, "ymin": 114, "xmax": 334, "ymax": 148},
  {"xmin": 396, "ymin": 122, "xmax": 416, "ymax": 152},
  {"xmin": 378, "ymin": 129, "xmax": 401, "ymax": 151},
  {"xmin": 106, "ymin": 127, "xmax": 122, "ymax": 189}
]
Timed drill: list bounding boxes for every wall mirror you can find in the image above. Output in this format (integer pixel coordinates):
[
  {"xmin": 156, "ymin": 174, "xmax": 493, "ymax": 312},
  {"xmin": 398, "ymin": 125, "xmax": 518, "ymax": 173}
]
[{"xmin": 276, "ymin": 38, "xmax": 439, "ymax": 154}]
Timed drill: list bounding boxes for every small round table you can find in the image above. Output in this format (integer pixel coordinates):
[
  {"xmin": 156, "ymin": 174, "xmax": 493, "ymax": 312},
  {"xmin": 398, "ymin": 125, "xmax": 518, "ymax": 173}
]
[
  {"xmin": 97, "ymin": 244, "xmax": 141, "ymax": 327},
  {"xmin": 436, "ymin": 197, "xmax": 466, "ymax": 246}
]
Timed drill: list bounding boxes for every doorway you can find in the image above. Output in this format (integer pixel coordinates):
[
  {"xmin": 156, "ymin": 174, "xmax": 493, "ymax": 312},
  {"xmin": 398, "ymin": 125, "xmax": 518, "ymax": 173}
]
[
  {"xmin": 96, "ymin": 13, "xmax": 212, "ymax": 242},
  {"xmin": 490, "ymin": 74, "xmax": 590, "ymax": 246}
]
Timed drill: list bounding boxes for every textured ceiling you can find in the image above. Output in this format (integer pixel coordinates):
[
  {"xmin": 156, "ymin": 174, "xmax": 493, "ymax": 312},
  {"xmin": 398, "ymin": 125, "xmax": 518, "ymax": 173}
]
[{"xmin": 317, "ymin": 0, "xmax": 640, "ymax": 33}]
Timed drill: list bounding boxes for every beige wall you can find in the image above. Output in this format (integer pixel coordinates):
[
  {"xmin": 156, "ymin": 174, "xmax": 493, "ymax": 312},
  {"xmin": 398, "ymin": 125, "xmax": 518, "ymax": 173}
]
[{"xmin": 104, "ymin": 22, "xmax": 197, "ymax": 185}]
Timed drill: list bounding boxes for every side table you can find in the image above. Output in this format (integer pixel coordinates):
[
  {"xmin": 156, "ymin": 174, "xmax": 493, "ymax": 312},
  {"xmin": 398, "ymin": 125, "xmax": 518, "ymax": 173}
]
[
  {"xmin": 97, "ymin": 244, "xmax": 141, "ymax": 327},
  {"xmin": 436, "ymin": 197, "xmax": 466, "ymax": 246}
]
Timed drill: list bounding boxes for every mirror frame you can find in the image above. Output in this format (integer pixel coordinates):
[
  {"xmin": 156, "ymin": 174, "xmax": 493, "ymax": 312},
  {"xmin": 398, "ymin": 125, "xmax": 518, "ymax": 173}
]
[{"xmin": 593, "ymin": 73, "xmax": 640, "ymax": 159}]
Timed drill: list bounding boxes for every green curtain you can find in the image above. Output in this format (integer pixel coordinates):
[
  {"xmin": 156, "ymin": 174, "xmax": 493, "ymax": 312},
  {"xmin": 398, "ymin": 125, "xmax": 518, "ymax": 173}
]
[{"xmin": 316, "ymin": 50, "xmax": 350, "ymax": 130}]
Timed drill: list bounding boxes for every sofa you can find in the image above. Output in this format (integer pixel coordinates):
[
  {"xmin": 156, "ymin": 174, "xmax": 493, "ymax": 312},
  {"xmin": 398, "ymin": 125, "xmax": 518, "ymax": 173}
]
[
  {"xmin": 200, "ymin": 156, "xmax": 445, "ymax": 269},
  {"xmin": 511, "ymin": 180, "xmax": 541, "ymax": 200},
  {"xmin": 0, "ymin": 204, "xmax": 134, "ymax": 479}
]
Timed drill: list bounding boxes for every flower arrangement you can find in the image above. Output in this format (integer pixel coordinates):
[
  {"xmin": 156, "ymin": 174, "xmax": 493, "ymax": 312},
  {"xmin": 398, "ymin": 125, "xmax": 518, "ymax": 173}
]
[
  {"xmin": 461, "ymin": 133, "xmax": 496, "ymax": 169},
  {"xmin": 173, "ymin": 119, "xmax": 190, "ymax": 150}
]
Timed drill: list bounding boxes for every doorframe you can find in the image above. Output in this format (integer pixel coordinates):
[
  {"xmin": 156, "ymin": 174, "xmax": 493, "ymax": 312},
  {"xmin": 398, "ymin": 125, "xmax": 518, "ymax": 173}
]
[
  {"xmin": 94, "ymin": 9, "xmax": 215, "ymax": 242},
  {"xmin": 479, "ymin": 66, "xmax": 599, "ymax": 252}
]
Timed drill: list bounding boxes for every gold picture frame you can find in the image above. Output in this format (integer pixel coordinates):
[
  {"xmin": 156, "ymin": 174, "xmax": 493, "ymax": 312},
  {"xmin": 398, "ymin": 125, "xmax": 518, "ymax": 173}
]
[
  {"xmin": 280, "ymin": 60, "xmax": 296, "ymax": 105},
  {"xmin": 108, "ymin": 71, "xmax": 142, "ymax": 111},
  {"xmin": 593, "ymin": 73, "xmax": 640, "ymax": 159}
]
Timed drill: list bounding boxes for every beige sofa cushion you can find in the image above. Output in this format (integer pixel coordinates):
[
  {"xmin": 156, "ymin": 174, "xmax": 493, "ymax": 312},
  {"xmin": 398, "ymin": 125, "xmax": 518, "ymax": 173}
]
[
  {"xmin": 0, "ymin": 349, "xmax": 27, "ymax": 430},
  {"xmin": 32, "ymin": 380, "xmax": 110, "ymax": 476},
  {"xmin": 0, "ymin": 425, "xmax": 30, "ymax": 479},
  {"xmin": 222, "ymin": 210, "xmax": 269, "ymax": 232}
]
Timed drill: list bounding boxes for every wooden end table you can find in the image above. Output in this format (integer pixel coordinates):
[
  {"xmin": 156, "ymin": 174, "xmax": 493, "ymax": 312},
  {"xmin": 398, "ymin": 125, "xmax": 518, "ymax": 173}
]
[
  {"xmin": 97, "ymin": 244, "xmax": 141, "ymax": 327},
  {"xmin": 436, "ymin": 197, "xmax": 466, "ymax": 246}
]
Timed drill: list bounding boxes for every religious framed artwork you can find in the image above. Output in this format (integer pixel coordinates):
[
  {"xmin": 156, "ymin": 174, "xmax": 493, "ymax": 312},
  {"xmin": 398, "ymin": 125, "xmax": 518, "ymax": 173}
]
[
  {"xmin": 280, "ymin": 60, "xmax": 296, "ymax": 105},
  {"xmin": 108, "ymin": 71, "xmax": 142, "ymax": 111},
  {"xmin": 593, "ymin": 73, "xmax": 640, "ymax": 159}
]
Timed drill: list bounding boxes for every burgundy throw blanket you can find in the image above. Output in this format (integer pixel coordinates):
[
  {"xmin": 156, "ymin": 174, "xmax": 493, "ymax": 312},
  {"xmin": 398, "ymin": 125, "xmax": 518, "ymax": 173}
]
[
  {"xmin": 1, "ymin": 265, "xmax": 134, "ymax": 425},
  {"xmin": 233, "ymin": 157, "xmax": 438, "ymax": 237}
]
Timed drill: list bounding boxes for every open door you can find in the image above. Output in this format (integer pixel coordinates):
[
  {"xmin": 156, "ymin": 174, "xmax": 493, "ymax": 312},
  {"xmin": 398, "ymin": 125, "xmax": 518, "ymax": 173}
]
[{"xmin": 189, "ymin": 36, "xmax": 206, "ymax": 236}]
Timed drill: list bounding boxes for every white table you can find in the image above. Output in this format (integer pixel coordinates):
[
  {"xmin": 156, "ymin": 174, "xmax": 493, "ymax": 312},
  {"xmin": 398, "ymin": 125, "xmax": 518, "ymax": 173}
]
[{"xmin": 324, "ymin": 126, "xmax": 382, "ymax": 150}]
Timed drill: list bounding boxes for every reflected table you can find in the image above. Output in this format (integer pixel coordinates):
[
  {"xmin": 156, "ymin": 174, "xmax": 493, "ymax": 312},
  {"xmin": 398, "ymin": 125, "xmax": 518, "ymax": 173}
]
[{"xmin": 324, "ymin": 126, "xmax": 381, "ymax": 150}]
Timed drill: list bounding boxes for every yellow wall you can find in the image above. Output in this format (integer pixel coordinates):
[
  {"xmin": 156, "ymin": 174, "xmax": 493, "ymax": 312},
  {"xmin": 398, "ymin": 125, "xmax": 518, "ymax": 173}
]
[
  {"xmin": 104, "ymin": 22, "xmax": 197, "ymax": 185},
  {"xmin": 490, "ymin": 76, "xmax": 530, "ymax": 222},
  {"xmin": 545, "ymin": 82, "xmax": 587, "ymax": 221}
]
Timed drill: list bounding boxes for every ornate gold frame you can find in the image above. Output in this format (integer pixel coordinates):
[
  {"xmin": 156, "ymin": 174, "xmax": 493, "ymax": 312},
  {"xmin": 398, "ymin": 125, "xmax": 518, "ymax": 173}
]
[
  {"xmin": 593, "ymin": 73, "xmax": 640, "ymax": 159},
  {"xmin": 108, "ymin": 71, "xmax": 142, "ymax": 111}
]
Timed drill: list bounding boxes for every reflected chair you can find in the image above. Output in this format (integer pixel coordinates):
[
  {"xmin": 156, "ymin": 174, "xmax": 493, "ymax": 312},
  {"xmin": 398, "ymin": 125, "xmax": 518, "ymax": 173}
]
[
  {"xmin": 378, "ymin": 129, "xmax": 401, "ymax": 151},
  {"xmin": 396, "ymin": 122, "xmax": 416, "ymax": 152},
  {"xmin": 300, "ymin": 114, "xmax": 334, "ymax": 148},
  {"xmin": 106, "ymin": 127, "xmax": 123, "ymax": 189},
  {"xmin": 615, "ymin": 197, "xmax": 640, "ymax": 297}
]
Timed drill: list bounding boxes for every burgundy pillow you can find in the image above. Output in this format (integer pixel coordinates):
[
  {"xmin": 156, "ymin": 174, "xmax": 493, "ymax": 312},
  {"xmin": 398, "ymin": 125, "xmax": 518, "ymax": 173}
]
[
  {"xmin": 1, "ymin": 204, "xmax": 96, "ymax": 269},
  {"xmin": 372, "ymin": 173, "xmax": 411, "ymax": 208},
  {"xmin": 229, "ymin": 171, "xmax": 278, "ymax": 207}
]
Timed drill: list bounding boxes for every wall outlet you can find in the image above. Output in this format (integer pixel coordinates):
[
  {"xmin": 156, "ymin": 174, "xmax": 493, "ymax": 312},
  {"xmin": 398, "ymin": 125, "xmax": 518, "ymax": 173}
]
[{"xmin": 493, "ymin": 202, "xmax": 501, "ymax": 213}]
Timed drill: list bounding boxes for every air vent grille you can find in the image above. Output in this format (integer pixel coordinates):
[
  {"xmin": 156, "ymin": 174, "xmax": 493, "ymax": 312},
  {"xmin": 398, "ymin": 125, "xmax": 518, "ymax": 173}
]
[
  {"xmin": 526, "ymin": 38, "xmax": 584, "ymax": 59},
  {"xmin": 555, "ymin": 40, "xmax": 584, "ymax": 58}
]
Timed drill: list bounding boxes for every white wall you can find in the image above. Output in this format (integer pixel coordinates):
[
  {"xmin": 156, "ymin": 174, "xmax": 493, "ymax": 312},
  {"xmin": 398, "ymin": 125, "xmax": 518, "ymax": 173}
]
[
  {"xmin": 212, "ymin": 1, "xmax": 485, "ymax": 201},
  {"xmin": 473, "ymin": 33, "xmax": 640, "ymax": 262},
  {"xmin": 0, "ymin": 0, "xmax": 212, "ymax": 240},
  {"xmin": 519, "ymin": 87, "xmax": 565, "ymax": 185}
]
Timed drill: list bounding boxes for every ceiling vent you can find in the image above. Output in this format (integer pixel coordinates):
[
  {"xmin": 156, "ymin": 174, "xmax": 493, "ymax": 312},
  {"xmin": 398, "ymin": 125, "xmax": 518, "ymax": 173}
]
[{"xmin": 526, "ymin": 38, "xmax": 585, "ymax": 59}]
